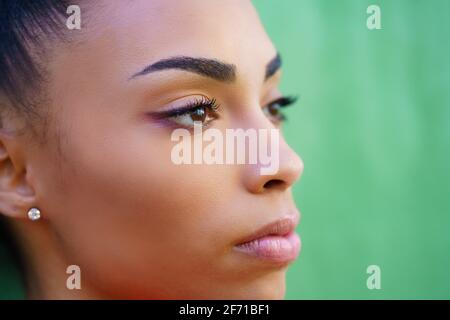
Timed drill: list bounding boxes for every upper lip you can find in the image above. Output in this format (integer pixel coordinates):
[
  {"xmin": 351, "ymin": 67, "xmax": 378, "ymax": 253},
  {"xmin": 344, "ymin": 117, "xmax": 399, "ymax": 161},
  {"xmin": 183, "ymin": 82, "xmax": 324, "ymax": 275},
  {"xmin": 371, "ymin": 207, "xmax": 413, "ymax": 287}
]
[{"xmin": 235, "ymin": 212, "xmax": 300, "ymax": 246}]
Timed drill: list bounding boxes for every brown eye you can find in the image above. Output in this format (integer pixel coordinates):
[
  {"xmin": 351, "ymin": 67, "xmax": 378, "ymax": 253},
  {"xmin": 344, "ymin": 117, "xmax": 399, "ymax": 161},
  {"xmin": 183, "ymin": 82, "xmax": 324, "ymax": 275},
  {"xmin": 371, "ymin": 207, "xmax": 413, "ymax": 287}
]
[
  {"xmin": 169, "ymin": 106, "xmax": 216, "ymax": 127},
  {"xmin": 263, "ymin": 96, "xmax": 298, "ymax": 123},
  {"xmin": 263, "ymin": 100, "xmax": 285, "ymax": 122},
  {"xmin": 190, "ymin": 107, "xmax": 207, "ymax": 123},
  {"xmin": 164, "ymin": 97, "xmax": 221, "ymax": 128},
  {"xmin": 267, "ymin": 103, "xmax": 282, "ymax": 117}
]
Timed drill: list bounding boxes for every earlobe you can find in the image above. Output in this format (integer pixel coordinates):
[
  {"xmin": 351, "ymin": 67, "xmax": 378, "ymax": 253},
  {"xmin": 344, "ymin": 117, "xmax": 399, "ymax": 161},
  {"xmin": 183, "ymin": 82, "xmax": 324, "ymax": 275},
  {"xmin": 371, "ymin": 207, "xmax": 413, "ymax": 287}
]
[
  {"xmin": 0, "ymin": 138, "xmax": 38, "ymax": 220},
  {"xmin": 0, "ymin": 192, "xmax": 35, "ymax": 219}
]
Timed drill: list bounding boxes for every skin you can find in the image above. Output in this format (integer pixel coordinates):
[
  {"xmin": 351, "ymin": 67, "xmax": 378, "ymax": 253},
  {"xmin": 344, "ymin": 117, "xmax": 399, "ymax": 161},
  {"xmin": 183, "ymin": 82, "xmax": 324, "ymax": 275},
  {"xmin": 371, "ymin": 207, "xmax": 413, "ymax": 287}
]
[{"xmin": 0, "ymin": 0, "xmax": 303, "ymax": 299}]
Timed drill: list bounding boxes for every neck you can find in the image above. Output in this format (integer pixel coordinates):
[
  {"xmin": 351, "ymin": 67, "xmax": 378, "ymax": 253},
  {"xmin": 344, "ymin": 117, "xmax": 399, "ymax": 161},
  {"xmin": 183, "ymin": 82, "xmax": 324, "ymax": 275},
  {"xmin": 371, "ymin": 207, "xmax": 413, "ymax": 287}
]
[{"xmin": 9, "ymin": 219, "xmax": 104, "ymax": 300}]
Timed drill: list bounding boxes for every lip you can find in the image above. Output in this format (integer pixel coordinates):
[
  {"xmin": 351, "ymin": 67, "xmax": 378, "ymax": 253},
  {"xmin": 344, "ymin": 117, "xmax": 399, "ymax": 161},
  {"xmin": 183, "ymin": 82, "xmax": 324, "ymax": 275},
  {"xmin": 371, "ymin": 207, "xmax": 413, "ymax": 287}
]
[{"xmin": 233, "ymin": 213, "xmax": 301, "ymax": 265}]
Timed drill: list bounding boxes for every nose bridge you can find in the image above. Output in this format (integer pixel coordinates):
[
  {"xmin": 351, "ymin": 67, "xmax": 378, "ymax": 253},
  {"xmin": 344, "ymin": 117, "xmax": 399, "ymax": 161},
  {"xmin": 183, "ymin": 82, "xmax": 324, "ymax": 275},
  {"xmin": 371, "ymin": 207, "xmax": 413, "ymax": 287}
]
[{"xmin": 278, "ymin": 136, "xmax": 304, "ymax": 185}]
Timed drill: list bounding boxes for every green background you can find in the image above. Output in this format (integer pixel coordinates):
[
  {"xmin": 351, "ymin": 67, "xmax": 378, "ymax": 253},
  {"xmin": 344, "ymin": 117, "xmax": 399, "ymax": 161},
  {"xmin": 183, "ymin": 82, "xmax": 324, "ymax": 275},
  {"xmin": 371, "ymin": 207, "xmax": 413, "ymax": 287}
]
[
  {"xmin": 254, "ymin": 0, "xmax": 450, "ymax": 299},
  {"xmin": 1, "ymin": 0, "xmax": 449, "ymax": 299}
]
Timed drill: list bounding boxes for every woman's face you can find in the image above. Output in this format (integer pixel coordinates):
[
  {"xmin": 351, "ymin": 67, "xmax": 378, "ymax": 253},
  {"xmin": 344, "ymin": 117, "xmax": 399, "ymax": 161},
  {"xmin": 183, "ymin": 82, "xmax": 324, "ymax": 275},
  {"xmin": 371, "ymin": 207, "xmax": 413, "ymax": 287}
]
[{"xmin": 14, "ymin": 0, "xmax": 303, "ymax": 298}]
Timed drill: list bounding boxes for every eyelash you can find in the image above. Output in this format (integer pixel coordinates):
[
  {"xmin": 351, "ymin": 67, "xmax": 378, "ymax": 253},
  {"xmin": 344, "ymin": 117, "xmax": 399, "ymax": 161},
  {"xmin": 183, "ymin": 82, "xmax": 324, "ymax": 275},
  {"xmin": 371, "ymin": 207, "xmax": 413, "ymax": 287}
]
[{"xmin": 152, "ymin": 95, "xmax": 297, "ymax": 128}]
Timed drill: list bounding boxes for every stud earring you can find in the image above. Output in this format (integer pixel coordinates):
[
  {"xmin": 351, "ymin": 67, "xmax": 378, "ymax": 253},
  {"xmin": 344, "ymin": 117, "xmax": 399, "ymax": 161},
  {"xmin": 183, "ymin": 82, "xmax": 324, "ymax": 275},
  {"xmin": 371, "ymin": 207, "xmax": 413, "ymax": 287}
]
[{"xmin": 27, "ymin": 207, "xmax": 41, "ymax": 221}]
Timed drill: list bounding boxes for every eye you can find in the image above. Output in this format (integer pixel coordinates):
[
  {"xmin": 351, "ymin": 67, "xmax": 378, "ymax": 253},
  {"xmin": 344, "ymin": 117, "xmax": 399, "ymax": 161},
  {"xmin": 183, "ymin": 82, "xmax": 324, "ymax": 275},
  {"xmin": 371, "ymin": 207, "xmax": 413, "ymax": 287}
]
[
  {"xmin": 263, "ymin": 96, "xmax": 298, "ymax": 123},
  {"xmin": 151, "ymin": 97, "xmax": 221, "ymax": 129}
]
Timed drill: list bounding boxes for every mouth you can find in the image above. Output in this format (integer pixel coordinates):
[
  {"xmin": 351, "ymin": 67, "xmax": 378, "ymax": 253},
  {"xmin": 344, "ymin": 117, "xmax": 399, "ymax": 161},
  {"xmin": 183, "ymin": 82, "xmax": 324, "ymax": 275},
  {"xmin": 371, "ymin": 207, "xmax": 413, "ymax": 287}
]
[{"xmin": 233, "ymin": 213, "xmax": 301, "ymax": 265}]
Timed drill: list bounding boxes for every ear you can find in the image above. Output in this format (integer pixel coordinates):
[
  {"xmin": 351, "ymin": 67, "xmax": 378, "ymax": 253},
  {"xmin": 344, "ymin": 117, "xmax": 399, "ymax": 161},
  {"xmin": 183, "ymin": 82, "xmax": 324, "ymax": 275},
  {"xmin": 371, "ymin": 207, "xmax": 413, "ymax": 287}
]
[{"xmin": 0, "ymin": 132, "xmax": 37, "ymax": 220}]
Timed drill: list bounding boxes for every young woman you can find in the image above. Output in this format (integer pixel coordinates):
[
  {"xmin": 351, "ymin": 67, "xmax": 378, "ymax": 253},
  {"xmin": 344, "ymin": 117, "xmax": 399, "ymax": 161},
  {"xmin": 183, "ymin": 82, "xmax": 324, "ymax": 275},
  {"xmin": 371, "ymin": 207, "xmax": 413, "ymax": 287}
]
[{"xmin": 0, "ymin": 0, "xmax": 304, "ymax": 299}]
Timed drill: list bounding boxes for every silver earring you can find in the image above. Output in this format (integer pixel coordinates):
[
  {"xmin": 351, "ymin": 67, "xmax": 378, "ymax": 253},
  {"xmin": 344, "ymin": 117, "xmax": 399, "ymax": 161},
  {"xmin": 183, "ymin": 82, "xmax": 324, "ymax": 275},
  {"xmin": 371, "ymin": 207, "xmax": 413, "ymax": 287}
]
[{"xmin": 27, "ymin": 207, "xmax": 41, "ymax": 221}]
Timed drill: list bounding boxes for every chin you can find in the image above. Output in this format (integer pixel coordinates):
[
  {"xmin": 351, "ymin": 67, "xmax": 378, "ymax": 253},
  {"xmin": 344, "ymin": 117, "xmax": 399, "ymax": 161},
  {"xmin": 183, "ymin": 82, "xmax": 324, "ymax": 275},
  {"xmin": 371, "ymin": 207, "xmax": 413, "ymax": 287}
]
[{"xmin": 225, "ymin": 268, "xmax": 288, "ymax": 300}]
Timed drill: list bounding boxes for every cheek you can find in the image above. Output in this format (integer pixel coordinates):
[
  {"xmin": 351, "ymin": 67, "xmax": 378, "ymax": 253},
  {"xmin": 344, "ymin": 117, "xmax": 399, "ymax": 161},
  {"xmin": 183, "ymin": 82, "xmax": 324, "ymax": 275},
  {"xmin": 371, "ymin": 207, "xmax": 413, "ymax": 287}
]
[{"xmin": 41, "ymin": 122, "xmax": 243, "ymax": 291}]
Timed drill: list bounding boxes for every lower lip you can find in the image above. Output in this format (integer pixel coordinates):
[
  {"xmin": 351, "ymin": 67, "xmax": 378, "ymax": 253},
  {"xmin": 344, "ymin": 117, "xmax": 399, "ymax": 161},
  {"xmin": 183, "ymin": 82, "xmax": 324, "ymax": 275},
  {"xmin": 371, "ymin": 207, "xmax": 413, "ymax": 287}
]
[{"xmin": 234, "ymin": 232, "xmax": 301, "ymax": 265}]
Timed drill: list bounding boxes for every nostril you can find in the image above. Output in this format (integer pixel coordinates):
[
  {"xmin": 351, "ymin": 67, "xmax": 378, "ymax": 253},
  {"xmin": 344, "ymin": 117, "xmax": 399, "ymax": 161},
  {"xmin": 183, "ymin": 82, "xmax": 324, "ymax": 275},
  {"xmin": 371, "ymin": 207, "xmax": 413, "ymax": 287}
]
[{"xmin": 263, "ymin": 179, "xmax": 285, "ymax": 190}]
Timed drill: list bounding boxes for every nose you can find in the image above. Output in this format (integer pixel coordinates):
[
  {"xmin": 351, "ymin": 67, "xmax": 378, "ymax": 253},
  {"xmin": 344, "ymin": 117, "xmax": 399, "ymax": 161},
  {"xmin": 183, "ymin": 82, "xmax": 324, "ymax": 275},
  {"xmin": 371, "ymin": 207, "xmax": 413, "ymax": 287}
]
[
  {"xmin": 242, "ymin": 126, "xmax": 304, "ymax": 194},
  {"xmin": 244, "ymin": 141, "xmax": 303, "ymax": 194}
]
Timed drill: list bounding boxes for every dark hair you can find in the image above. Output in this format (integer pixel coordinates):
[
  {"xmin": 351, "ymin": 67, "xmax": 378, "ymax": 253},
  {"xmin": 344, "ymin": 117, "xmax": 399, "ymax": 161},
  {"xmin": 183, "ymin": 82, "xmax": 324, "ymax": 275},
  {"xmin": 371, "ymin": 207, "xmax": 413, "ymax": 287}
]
[
  {"xmin": 0, "ymin": 0, "xmax": 70, "ymax": 136},
  {"xmin": 0, "ymin": 1, "xmax": 71, "ymax": 291},
  {"xmin": 0, "ymin": 214, "xmax": 27, "ymax": 289}
]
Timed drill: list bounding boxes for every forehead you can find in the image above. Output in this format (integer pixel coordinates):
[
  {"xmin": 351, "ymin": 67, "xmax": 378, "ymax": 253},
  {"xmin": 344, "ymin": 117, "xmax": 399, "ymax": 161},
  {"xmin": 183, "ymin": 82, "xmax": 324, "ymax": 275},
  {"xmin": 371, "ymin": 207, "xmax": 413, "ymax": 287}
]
[{"xmin": 66, "ymin": 0, "xmax": 276, "ymax": 79}]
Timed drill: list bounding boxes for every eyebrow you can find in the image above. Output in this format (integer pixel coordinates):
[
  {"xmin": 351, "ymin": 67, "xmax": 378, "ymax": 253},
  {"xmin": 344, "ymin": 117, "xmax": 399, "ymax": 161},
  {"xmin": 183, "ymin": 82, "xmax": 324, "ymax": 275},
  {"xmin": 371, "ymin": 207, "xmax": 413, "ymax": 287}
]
[
  {"xmin": 265, "ymin": 53, "xmax": 282, "ymax": 80},
  {"xmin": 129, "ymin": 53, "xmax": 281, "ymax": 82}
]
